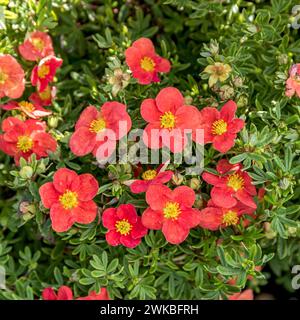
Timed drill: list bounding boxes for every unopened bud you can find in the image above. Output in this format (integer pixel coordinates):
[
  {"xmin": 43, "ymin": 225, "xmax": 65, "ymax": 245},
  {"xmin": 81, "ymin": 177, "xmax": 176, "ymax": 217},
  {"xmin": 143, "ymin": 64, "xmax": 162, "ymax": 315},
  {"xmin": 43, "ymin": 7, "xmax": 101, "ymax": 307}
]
[{"xmin": 171, "ymin": 172, "xmax": 184, "ymax": 186}]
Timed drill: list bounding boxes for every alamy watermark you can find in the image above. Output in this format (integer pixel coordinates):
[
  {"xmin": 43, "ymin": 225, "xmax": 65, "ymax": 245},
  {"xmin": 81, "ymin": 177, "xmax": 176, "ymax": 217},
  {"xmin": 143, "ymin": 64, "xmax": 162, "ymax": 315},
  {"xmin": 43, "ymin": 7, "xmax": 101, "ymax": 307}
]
[
  {"xmin": 291, "ymin": 265, "xmax": 300, "ymax": 290},
  {"xmin": 290, "ymin": 5, "xmax": 300, "ymax": 29},
  {"xmin": 0, "ymin": 266, "xmax": 5, "ymax": 290}
]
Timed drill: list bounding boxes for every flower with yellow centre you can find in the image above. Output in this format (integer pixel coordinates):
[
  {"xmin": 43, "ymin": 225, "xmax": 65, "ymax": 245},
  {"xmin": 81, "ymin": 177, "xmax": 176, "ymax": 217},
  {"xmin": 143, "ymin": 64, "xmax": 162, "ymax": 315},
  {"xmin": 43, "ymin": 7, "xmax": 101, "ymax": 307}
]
[
  {"xmin": 17, "ymin": 135, "xmax": 34, "ymax": 152},
  {"xmin": 204, "ymin": 62, "xmax": 232, "ymax": 87},
  {"xmin": 211, "ymin": 119, "xmax": 227, "ymax": 135},
  {"xmin": 140, "ymin": 56, "xmax": 155, "ymax": 72},
  {"xmin": 0, "ymin": 70, "xmax": 8, "ymax": 84},
  {"xmin": 142, "ymin": 169, "xmax": 157, "ymax": 180},
  {"xmin": 31, "ymin": 38, "xmax": 45, "ymax": 51},
  {"xmin": 89, "ymin": 118, "xmax": 106, "ymax": 133},
  {"xmin": 38, "ymin": 64, "xmax": 50, "ymax": 78},
  {"xmin": 227, "ymin": 173, "xmax": 244, "ymax": 191},
  {"xmin": 59, "ymin": 190, "xmax": 79, "ymax": 210},
  {"xmin": 163, "ymin": 201, "xmax": 181, "ymax": 220},
  {"xmin": 19, "ymin": 101, "xmax": 35, "ymax": 113},
  {"xmin": 160, "ymin": 111, "xmax": 176, "ymax": 129},
  {"xmin": 222, "ymin": 210, "xmax": 239, "ymax": 226},
  {"xmin": 115, "ymin": 219, "xmax": 132, "ymax": 236}
]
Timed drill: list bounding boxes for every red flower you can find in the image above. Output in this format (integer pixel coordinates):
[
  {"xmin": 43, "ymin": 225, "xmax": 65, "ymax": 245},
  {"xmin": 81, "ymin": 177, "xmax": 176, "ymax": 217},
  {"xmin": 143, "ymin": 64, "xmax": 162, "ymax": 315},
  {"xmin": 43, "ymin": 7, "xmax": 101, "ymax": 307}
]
[
  {"xmin": 102, "ymin": 204, "xmax": 147, "ymax": 248},
  {"xmin": 1, "ymin": 100, "xmax": 52, "ymax": 119},
  {"xmin": 19, "ymin": 31, "xmax": 54, "ymax": 61},
  {"xmin": 285, "ymin": 64, "xmax": 300, "ymax": 98},
  {"xmin": 0, "ymin": 117, "xmax": 57, "ymax": 165},
  {"xmin": 202, "ymin": 159, "xmax": 257, "ymax": 209},
  {"xmin": 42, "ymin": 286, "xmax": 73, "ymax": 300},
  {"xmin": 198, "ymin": 199, "xmax": 255, "ymax": 231},
  {"xmin": 141, "ymin": 87, "xmax": 200, "ymax": 153},
  {"xmin": 39, "ymin": 168, "xmax": 99, "ymax": 232},
  {"xmin": 69, "ymin": 103, "xmax": 132, "ymax": 157},
  {"xmin": 228, "ymin": 289, "xmax": 254, "ymax": 300},
  {"xmin": 31, "ymin": 55, "xmax": 63, "ymax": 92},
  {"xmin": 77, "ymin": 288, "xmax": 110, "ymax": 300},
  {"xmin": 199, "ymin": 100, "xmax": 244, "ymax": 153},
  {"xmin": 29, "ymin": 85, "xmax": 56, "ymax": 107},
  {"xmin": 129, "ymin": 165, "xmax": 173, "ymax": 194},
  {"xmin": 125, "ymin": 38, "xmax": 171, "ymax": 85},
  {"xmin": 0, "ymin": 54, "xmax": 25, "ymax": 99},
  {"xmin": 142, "ymin": 184, "xmax": 201, "ymax": 244}
]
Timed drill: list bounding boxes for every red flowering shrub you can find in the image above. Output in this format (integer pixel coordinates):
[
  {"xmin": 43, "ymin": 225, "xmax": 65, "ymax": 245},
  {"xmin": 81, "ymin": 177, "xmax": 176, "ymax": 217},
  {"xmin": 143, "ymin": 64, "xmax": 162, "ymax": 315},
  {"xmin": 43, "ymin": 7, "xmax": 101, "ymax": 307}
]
[{"xmin": 1, "ymin": 0, "xmax": 299, "ymax": 302}]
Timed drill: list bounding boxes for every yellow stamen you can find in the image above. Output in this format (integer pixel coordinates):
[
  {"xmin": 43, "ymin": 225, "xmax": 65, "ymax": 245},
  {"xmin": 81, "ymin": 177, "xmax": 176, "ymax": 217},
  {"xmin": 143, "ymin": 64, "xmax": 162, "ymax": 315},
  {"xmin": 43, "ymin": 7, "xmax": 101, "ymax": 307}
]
[
  {"xmin": 222, "ymin": 210, "xmax": 239, "ymax": 226},
  {"xmin": 31, "ymin": 38, "xmax": 44, "ymax": 51},
  {"xmin": 163, "ymin": 201, "xmax": 181, "ymax": 220},
  {"xmin": 19, "ymin": 101, "xmax": 35, "ymax": 113},
  {"xmin": 140, "ymin": 56, "xmax": 155, "ymax": 72},
  {"xmin": 59, "ymin": 190, "xmax": 79, "ymax": 210},
  {"xmin": 115, "ymin": 219, "xmax": 132, "ymax": 236},
  {"xmin": 142, "ymin": 169, "xmax": 157, "ymax": 180},
  {"xmin": 227, "ymin": 173, "xmax": 244, "ymax": 191},
  {"xmin": 17, "ymin": 135, "xmax": 33, "ymax": 152},
  {"xmin": 89, "ymin": 118, "xmax": 106, "ymax": 133},
  {"xmin": 160, "ymin": 111, "xmax": 176, "ymax": 129},
  {"xmin": 38, "ymin": 64, "xmax": 50, "ymax": 78},
  {"xmin": 39, "ymin": 87, "xmax": 51, "ymax": 100},
  {"xmin": 211, "ymin": 119, "xmax": 227, "ymax": 135},
  {"xmin": 0, "ymin": 70, "xmax": 8, "ymax": 84}
]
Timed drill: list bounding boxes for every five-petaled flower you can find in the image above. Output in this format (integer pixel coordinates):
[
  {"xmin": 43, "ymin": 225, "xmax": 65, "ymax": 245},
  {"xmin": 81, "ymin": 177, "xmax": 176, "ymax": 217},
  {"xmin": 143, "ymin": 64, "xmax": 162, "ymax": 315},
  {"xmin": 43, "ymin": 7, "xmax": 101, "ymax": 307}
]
[
  {"xmin": 19, "ymin": 31, "xmax": 54, "ymax": 61},
  {"xmin": 42, "ymin": 286, "xmax": 73, "ymax": 300},
  {"xmin": 0, "ymin": 54, "xmax": 25, "ymax": 99},
  {"xmin": 202, "ymin": 159, "xmax": 257, "ymax": 209},
  {"xmin": 125, "ymin": 38, "xmax": 171, "ymax": 85},
  {"xmin": 102, "ymin": 204, "xmax": 148, "ymax": 248},
  {"xmin": 39, "ymin": 168, "xmax": 99, "ymax": 232},
  {"xmin": 142, "ymin": 184, "xmax": 201, "ymax": 244},
  {"xmin": 0, "ymin": 117, "xmax": 57, "ymax": 165},
  {"xmin": 285, "ymin": 64, "xmax": 300, "ymax": 98},
  {"xmin": 129, "ymin": 165, "xmax": 173, "ymax": 194},
  {"xmin": 198, "ymin": 100, "xmax": 244, "ymax": 153},
  {"xmin": 198, "ymin": 199, "xmax": 256, "ymax": 231},
  {"xmin": 204, "ymin": 62, "xmax": 232, "ymax": 87},
  {"xmin": 29, "ymin": 85, "xmax": 56, "ymax": 107},
  {"xmin": 69, "ymin": 103, "xmax": 132, "ymax": 158},
  {"xmin": 141, "ymin": 87, "xmax": 200, "ymax": 153},
  {"xmin": 0, "ymin": 100, "xmax": 52, "ymax": 119},
  {"xmin": 31, "ymin": 55, "xmax": 63, "ymax": 92}
]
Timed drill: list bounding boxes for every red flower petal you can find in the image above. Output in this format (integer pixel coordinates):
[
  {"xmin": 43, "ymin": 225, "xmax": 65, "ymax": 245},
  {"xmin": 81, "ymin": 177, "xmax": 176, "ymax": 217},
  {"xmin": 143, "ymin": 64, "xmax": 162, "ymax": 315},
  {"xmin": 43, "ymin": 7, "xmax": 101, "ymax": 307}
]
[
  {"xmin": 162, "ymin": 220, "xmax": 189, "ymax": 244},
  {"xmin": 156, "ymin": 57, "xmax": 171, "ymax": 73},
  {"xmin": 202, "ymin": 172, "xmax": 221, "ymax": 186},
  {"xmin": 235, "ymin": 189, "xmax": 257, "ymax": 209},
  {"xmin": 146, "ymin": 184, "xmax": 171, "ymax": 210},
  {"xmin": 178, "ymin": 208, "xmax": 201, "ymax": 228},
  {"xmin": 216, "ymin": 159, "xmax": 240, "ymax": 174},
  {"xmin": 76, "ymin": 173, "xmax": 99, "ymax": 201},
  {"xmin": 130, "ymin": 180, "xmax": 149, "ymax": 193},
  {"xmin": 212, "ymin": 133, "xmax": 236, "ymax": 153},
  {"xmin": 140, "ymin": 98, "xmax": 161, "ymax": 123},
  {"xmin": 69, "ymin": 127, "xmax": 96, "ymax": 156},
  {"xmin": 57, "ymin": 286, "xmax": 74, "ymax": 300},
  {"xmin": 154, "ymin": 170, "xmax": 173, "ymax": 184},
  {"xmin": 155, "ymin": 87, "xmax": 184, "ymax": 113},
  {"xmin": 211, "ymin": 186, "xmax": 236, "ymax": 208},
  {"xmin": 120, "ymin": 235, "xmax": 141, "ymax": 248},
  {"xmin": 198, "ymin": 207, "xmax": 223, "ymax": 231},
  {"xmin": 143, "ymin": 123, "xmax": 162, "ymax": 149},
  {"xmin": 53, "ymin": 168, "xmax": 80, "ymax": 193},
  {"xmin": 116, "ymin": 204, "xmax": 137, "ymax": 224},
  {"xmin": 42, "ymin": 288, "xmax": 57, "ymax": 300},
  {"xmin": 132, "ymin": 37, "xmax": 155, "ymax": 55},
  {"xmin": 75, "ymin": 106, "xmax": 99, "ymax": 130},
  {"xmin": 200, "ymin": 107, "xmax": 220, "ymax": 124},
  {"xmin": 50, "ymin": 203, "xmax": 76, "ymax": 232},
  {"xmin": 227, "ymin": 118, "xmax": 244, "ymax": 133},
  {"xmin": 172, "ymin": 186, "xmax": 195, "ymax": 208},
  {"xmin": 141, "ymin": 208, "xmax": 163, "ymax": 230},
  {"xmin": 220, "ymin": 100, "xmax": 237, "ymax": 122},
  {"xmin": 39, "ymin": 182, "xmax": 59, "ymax": 208},
  {"xmin": 73, "ymin": 200, "xmax": 97, "ymax": 225},
  {"xmin": 175, "ymin": 105, "xmax": 200, "ymax": 130},
  {"xmin": 131, "ymin": 217, "xmax": 148, "ymax": 239},
  {"xmin": 106, "ymin": 229, "xmax": 121, "ymax": 246},
  {"xmin": 102, "ymin": 208, "xmax": 118, "ymax": 229}
]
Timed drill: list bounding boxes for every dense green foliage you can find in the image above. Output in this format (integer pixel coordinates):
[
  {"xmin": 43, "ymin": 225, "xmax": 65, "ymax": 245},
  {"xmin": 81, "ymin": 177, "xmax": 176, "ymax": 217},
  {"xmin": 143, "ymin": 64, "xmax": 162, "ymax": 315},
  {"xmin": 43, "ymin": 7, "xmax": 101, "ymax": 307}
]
[{"xmin": 0, "ymin": 0, "xmax": 299, "ymax": 300}]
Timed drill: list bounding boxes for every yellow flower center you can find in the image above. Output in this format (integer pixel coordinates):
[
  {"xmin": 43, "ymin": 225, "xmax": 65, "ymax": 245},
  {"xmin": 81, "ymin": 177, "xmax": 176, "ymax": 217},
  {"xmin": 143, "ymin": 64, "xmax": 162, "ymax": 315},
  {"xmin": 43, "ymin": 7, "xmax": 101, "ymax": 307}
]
[
  {"xmin": 17, "ymin": 135, "xmax": 33, "ymax": 152},
  {"xmin": 19, "ymin": 101, "xmax": 35, "ymax": 113},
  {"xmin": 227, "ymin": 173, "xmax": 244, "ymax": 191},
  {"xmin": 222, "ymin": 210, "xmax": 239, "ymax": 226},
  {"xmin": 38, "ymin": 64, "xmax": 50, "ymax": 78},
  {"xmin": 212, "ymin": 119, "xmax": 227, "ymax": 135},
  {"xmin": 39, "ymin": 87, "xmax": 51, "ymax": 100},
  {"xmin": 163, "ymin": 201, "xmax": 181, "ymax": 220},
  {"xmin": 115, "ymin": 219, "xmax": 132, "ymax": 236},
  {"xmin": 142, "ymin": 169, "xmax": 157, "ymax": 180},
  {"xmin": 0, "ymin": 70, "xmax": 8, "ymax": 84},
  {"xmin": 140, "ymin": 56, "xmax": 155, "ymax": 72},
  {"xmin": 59, "ymin": 190, "xmax": 79, "ymax": 210},
  {"xmin": 89, "ymin": 118, "xmax": 106, "ymax": 133},
  {"xmin": 31, "ymin": 37, "xmax": 44, "ymax": 51},
  {"xmin": 160, "ymin": 111, "xmax": 176, "ymax": 129}
]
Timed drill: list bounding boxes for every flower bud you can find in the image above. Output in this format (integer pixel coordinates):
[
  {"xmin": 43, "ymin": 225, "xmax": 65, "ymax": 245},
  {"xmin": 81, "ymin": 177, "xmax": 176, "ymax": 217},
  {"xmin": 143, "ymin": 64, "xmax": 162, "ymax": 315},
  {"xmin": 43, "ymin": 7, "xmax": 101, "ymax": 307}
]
[
  {"xmin": 171, "ymin": 172, "xmax": 184, "ymax": 185},
  {"xmin": 19, "ymin": 166, "xmax": 33, "ymax": 179},
  {"xmin": 188, "ymin": 177, "xmax": 201, "ymax": 190}
]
